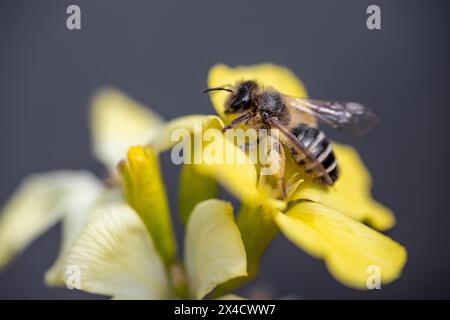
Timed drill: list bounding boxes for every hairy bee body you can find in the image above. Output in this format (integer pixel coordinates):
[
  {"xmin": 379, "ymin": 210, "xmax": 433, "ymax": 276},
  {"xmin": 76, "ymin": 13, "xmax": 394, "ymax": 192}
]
[
  {"xmin": 288, "ymin": 124, "xmax": 339, "ymax": 185},
  {"xmin": 255, "ymin": 90, "xmax": 339, "ymax": 184},
  {"xmin": 255, "ymin": 90, "xmax": 339, "ymax": 185},
  {"xmin": 204, "ymin": 79, "xmax": 377, "ymax": 192}
]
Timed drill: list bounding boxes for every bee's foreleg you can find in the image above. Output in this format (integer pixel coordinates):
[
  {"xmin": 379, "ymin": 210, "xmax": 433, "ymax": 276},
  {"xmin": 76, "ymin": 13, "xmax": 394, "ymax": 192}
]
[{"xmin": 221, "ymin": 112, "xmax": 252, "ymax": 133}]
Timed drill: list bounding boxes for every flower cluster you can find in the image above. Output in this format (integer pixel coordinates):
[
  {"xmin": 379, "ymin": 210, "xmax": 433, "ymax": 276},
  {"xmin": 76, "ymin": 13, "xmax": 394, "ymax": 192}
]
[{"xmin": 0, "ymin": 64, "xmax": 406, "ymax": 299}]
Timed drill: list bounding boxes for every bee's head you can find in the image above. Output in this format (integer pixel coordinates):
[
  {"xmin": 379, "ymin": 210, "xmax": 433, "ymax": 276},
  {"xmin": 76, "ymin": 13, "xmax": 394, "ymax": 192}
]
[{"xmin": 202, "ymin": 80, "xmax": 257, "ymax": 114}]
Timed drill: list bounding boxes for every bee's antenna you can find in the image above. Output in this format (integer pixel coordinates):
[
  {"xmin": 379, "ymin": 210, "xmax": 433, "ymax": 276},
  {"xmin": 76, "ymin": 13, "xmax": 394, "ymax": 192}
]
[{"xmin": 201, "ymin": 87, "xmax": 233, "ymax": 94}]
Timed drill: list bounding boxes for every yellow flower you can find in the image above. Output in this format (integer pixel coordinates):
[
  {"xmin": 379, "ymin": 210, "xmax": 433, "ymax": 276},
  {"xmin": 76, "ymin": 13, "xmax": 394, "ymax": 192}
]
[
  {"xmin": 64, "ymin": 146, "xmax": 247, "ymax": 299},
  {"xmin": 190, "ymin": 63, "xmax": 407, "ymax": 289},
  {"xmin": 0, "ymin": 63, "xmax": 407, "ymax": 297},
  {"xmin": 0, "ymin": 90, "xmax": 248, "ymax": 299},
  {"xmin": 0, "ymin": 88, "xmax": 164, "ymax": 285}
]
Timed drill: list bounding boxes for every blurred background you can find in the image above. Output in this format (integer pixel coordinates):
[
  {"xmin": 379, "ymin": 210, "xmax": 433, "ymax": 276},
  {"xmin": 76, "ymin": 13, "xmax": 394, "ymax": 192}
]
[{"xmin": 0, "ymin": 0, "xmax": 449, "ymax": 299}]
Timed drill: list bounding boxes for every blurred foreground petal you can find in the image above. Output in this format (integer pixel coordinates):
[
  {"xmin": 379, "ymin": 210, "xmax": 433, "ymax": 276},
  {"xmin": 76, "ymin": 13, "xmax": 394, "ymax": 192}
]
[
  {"xmin": 0, "ymin": 171, "xmax": 102, "ymax": 269},
  {"xmin": 45, "ymin": 188, "xmax": 123, "ymax": 285},
  {"xmin": 185, "ymin": 200, "xmax": 247, "ymax": 299},
  {"xmin": 90, "ymin": 88, "xmax": 164, "ymax": 170},
  {"xmin": 64, "ymin": 204, "xmax": 171, "ymax": 299}
]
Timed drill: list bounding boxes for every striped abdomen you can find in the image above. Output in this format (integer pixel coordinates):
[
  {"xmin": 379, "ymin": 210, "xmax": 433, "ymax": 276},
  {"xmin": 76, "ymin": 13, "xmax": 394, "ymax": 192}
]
[{"xmin": 289, "ymin": 124, "xmax": 339, "ymax": 185}]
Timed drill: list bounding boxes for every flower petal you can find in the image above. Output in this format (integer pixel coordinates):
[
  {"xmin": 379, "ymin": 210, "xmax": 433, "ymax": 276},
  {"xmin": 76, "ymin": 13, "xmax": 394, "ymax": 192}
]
[
  {"xmin": 152, "ymin": 114, "xmax": 224, "ymax": 152},
  {"xmin": 193, "ymin": 133, "xmax": 259, "ymax": 202},
  {"xmin": 45, "ymin": 188, "xmax": 122, "ymax": 285},
  {"xmin": 185, "ymin": 199, "xmax": 247, "ymax": 299},
  {"xmin": 207, "ymin": 63, "xmax": 308, "ymax": 118},
  {"xmin": 236, "ymin": 203, "xmax": 279, "ymax": 279},
  {"xmin": 152, "ymin": 112, "xmax": 281, "ymax": 210},
  {"xmin": 213, "ymin": 203, "xmax": 280, "ymax": 296},
  {"xmin": 291, "ymin": 143, "xmax": 395, "ymax": 230},
  {"xmin": 118, "ymin": 146, "xmax": 177, "ymax": 266},
  {"xmin": 178, "ymin": 164, "xmax": 218, "ymax": 224},
  {"xmin": 153, "ymin": 113, "xmax": 275, "ymax": 207},
  {"xmin": 90, "ymin": 88, "xmax": 164, "ymax": 170},
  {"xmin": 274, "ymin": 201, "xmax": 406, "ymax": 289},
  {"xmin": 0, "ymin": 171, "xmax": 103, "ymax": 269},
  {"xmin": 193, "ymin": 132, "xmax": 283, "ymax": 209},
  {"xmin": 64, "ymin": 204, "xmax": 172, "ymax": 299}
]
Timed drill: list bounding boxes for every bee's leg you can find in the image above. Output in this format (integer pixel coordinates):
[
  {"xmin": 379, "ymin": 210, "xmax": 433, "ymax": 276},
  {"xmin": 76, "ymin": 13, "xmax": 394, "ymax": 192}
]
[
  {"xmin": 276, "ymin": 142, "xmax": 287, "ymax": 200},
  {"xmin": 221, "ymin": 112, "xmax": 252, "ymax": 132}
]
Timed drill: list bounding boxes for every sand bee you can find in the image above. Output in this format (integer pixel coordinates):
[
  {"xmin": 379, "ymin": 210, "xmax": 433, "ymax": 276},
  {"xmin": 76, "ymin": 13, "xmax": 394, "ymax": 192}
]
[{"xmin": 203, "ymin": 80, "xmax": 378, "ymax": 199}]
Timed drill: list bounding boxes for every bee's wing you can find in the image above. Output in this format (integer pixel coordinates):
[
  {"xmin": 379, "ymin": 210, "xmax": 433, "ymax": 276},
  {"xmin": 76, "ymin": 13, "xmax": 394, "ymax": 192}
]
[{"xmin": 284, "ymin": 96, "xmax": 378, "ymax": 136}]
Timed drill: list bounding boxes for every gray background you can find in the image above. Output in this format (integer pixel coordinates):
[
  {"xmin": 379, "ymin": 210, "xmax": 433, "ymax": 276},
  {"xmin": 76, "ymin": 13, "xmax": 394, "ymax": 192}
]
[{"xmin": 0, "ymin": 0, "xmax": 449, "ymax": 299}]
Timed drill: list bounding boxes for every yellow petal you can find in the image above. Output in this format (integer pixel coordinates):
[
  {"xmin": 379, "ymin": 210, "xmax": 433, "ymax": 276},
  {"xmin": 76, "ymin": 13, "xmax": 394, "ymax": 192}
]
[
  {"xmin": 64, "ymin": 204, "xmax": 172, "ymax": 299},
  {"xmin": 236, "ymin": 203, "xmax": 279, "ymax": 278},
  {"xmin": 45, "ymin": 188, "xmax": 123, "ymax": 286},
  {"xmin": 291, "ymin": 143, "xmax": 395, "ymax": 231},
  {"xmin": 274, "ymin": 201, "xmax": 406, "ymax": 289},
  {"xmin": 213, "ymin": 203, "xmax": 279, "ymax": 296},
  {"xmin": 207, "ymin": 63, "xmax": 307, "ymax": 118},
  {"xmin": 154, "ymin": 113, "xmax": 273, "ymax": 207},
  {"xmin": 118, "ymin": 146, "xmax": 176, "ymax": 266},
  {"xmin": 152, "ymin": 114, "xmax": 224, "ymax": 152},
  {"xmin": 185, "ymin": 199, "xmax": 247, "ymax": 299},
  {"xmin": 178, "ymin": 164, "xmax": 218, "ymax": 224},
  {"xmin": 90, "ymin": 88, "xmax": 164, "ymax": 170},
  {"xmin": 0, "ymin": 171, "xmax": 103, "ymax": 269},
  {"xmin": 193, "ymin": 131, "xmax": 280, "ymax": 209},
  {"xmin": 152, "ymin": 112, "xmax": 280, "ymax": 209}
]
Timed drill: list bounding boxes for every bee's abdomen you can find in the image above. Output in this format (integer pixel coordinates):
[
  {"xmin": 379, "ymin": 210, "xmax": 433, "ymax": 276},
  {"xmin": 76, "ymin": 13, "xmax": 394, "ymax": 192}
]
[{"xmin": 290, "ymin": 124, "xmax": 339, "ymax": 185}]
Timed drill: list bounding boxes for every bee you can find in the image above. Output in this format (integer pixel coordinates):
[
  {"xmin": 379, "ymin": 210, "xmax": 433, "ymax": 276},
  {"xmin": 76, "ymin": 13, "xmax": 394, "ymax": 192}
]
[{"xmin": 202, "ymin": 80, "xmax": 378, "ymax": 199}]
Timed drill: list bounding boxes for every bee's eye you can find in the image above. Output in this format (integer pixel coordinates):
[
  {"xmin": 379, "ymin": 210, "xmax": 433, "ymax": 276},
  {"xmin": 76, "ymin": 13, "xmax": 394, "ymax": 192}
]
[
  {"xmin": 230, "ymin": 94, "xmax": 252, "ymax": 111},
  {"xmin": 228, "ymin": 82, "xmax": 255, "ymax": 113}
]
